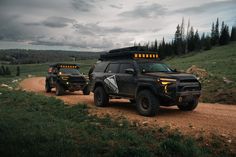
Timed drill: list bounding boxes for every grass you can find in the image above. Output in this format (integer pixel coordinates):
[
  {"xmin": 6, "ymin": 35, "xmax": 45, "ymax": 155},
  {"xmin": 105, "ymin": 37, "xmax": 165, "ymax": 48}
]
[
  {"xmin": 0, "ymin": 88, "xmax": 234, "ymax": 157},
  {"xmin": 165, "ymin": 42, "xmax": 236, "ymax": 104}
]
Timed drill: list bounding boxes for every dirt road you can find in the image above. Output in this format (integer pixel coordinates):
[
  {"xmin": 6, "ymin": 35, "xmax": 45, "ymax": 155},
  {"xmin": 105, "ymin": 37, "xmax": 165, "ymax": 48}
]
[{"xmin": 20, "ymin": 77, "xmax": 236, "ymax": 138}]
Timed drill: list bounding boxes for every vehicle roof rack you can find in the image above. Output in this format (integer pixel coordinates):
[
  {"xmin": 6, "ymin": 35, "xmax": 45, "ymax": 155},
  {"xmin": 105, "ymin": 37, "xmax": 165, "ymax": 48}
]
[{"xmin": 99, "ymin": 46, "xmax": 159, "ymax": 61}]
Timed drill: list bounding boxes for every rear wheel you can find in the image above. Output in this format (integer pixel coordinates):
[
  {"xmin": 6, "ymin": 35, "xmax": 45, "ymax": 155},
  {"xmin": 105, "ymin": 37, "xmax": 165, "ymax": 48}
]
[
  {"xmin": 45, "ymin": 81, "xmax": 51, "ymax": 93},
  {"xmin": 83, "ymin": 85, "xmax": 90, "ymax": 95},
  {"xmin": 55, "ymin": 83, "xmax": 64, "ymax": 96},
  {"xmin": 94, "ymin": 86, "xmax": 109, "ymax": 107},
  {"xmin": 177, "ymin": 97, "xmax": 198, "ymax": 111},
  {"xmin": 129, "ymin": 99, "xmax": 136, "ymax": 104},
  {"xmin": 136, "ymin": 90, "xmax": 159, "ymax": 116}
]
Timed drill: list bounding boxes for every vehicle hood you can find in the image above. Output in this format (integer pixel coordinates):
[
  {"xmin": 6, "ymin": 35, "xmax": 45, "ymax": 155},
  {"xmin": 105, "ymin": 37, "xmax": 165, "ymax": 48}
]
[{"xmin": 144, "ymin": 72, "xmax": 197, "ymax": 81}]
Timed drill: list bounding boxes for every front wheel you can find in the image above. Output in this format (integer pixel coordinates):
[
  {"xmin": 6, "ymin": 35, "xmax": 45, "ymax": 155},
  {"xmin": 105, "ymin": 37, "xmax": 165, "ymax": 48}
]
[
  {"xmin": 177, "ymin": 97, "xmax": 199, "ymax": 111},
  {"xmin": 45, "ymin": 81, "xmax": 51, "ymax": 93},
  {"xmin": 136, "ymin": 90, "xmax": 159, "ymax": 116},
  {"xmin": 94, "ymin": 86, "xmax": 109, "ymax": 107},
  {"xmin": 83, "ymin": 85, "xmax": 90, "ymax": 95},
  {"xmin": 55, "ymin": 83, "xmax": 64, "ymax": 96}
]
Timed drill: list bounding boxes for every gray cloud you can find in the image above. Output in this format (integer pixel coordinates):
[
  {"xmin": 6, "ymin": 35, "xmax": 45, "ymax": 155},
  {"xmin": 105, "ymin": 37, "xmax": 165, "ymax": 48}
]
[
  {"xmin": 73, "ymin": 23, "xmax": 139, "ymax": 36},
  {"xmin": 110, "ymin": 4, "xmax": 123, "ymax": 9},
  {"xmin": 119, "ymin": 3, "xmax": 167, "ymax": 18},
  {"xmin": 30, "ymin": 36, "xmax": 115, "ymax": 49},
  {"xmin": 173, "ymin": 0, "xmax": 236, "ymax": 14},
  {"xmin": 71, "ymin": 0, "xmax": 95, "ymax": 12},
  {"xmin": 24, "ymin": 16, "xmax": 76, "ymax": 28},
  {"xmin": 42, "ymin": 16, "xmax": 76, "ymax": 28},
  {"xmin": 0, "ymin": 14, "xmax": 36, "ymax": 41}
]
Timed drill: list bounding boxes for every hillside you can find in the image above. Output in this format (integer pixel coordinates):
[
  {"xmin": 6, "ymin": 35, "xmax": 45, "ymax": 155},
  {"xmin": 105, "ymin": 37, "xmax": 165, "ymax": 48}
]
[
  {"xmin": 166, "ymin": 42, "xmax": 236, "ymax": 104},
  {"xmin": 0, "ymin": 49, "xmax": 103, "ymax": 64}
]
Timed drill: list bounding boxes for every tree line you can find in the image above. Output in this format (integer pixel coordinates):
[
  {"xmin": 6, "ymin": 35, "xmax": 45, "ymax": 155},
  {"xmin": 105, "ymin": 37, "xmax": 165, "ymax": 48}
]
[
  {"xmin": 0, "ymin": 49, "xmax": 103, "ymax": 64},
  {"xmin": 137, "ymin": 18, "xmax": 236, "ymax": 59}
]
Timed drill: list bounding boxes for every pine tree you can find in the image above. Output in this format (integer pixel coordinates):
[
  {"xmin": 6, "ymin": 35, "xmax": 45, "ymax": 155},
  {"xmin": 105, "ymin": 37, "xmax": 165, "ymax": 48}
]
[
  {"xmin": 154, "ymin": 39, "xmax": 158, "ymax": 52},
  {"xmin": 201, "ymin": 33, "xmax": 205, "ymax": 50},
  {"xmin": 230, "ymin": 26, "xmax": 236, "ymax": 41},
  {"xmin": 187, "ymin": 27, "xmax": 195, "ymax": 52},
  {"xmin": 215, "ymin": 18, "xmax": 220, "ymax": 44},
  {"xmin": 194, "ymin": 30, "xmax": 201, "ymax": 51},
  {"xmin": 158, "ymin": 38, "xmax": 166, "ymax": 59},
  {"xmin": 174, "ymin": 24, "xmax": 183, "ymax": 55},
  {"xmin": 204, "ymin": 35, "xmax": 212, "ymax": 50},
  {"xmin": 211, "ymin": 22, "xmax": 216, "ymax": 45},
  {"xmin": 219, "ymin": 21, "xmax": 230, "ymax": 45}
]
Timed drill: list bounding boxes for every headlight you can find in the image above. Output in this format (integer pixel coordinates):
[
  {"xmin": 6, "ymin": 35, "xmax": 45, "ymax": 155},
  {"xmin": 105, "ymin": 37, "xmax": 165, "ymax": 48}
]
[
  {"xmin": 61, "ymin": 76, "xmax": 69, "ymax": 80},
  {"xmin": 158, "ymin": 78, "xmax": 176, "ymax": 85}
]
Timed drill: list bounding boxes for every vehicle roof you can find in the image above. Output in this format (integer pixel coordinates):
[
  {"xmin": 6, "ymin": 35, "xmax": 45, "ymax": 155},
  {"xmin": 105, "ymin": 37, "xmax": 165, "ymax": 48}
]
[{"xmin": 100, "ymin": 46, "xmax": 159, "ymax": 61}]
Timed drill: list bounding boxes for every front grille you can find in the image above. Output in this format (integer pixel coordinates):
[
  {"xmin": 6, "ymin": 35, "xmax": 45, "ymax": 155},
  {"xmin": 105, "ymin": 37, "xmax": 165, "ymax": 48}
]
[
  {"xmin": 178, "ymin": 82, "xmax": 200, "ymax": 92},
  {"xmin": 69, "ymin": 77, "xmax": 86, "ymax": 84},
  {"xmin": 180, "ymin": 79, "xmax": 198, "ymax": 83}
]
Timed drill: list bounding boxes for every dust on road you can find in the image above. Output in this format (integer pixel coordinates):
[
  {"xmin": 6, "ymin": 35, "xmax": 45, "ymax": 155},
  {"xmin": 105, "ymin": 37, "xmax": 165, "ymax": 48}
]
[{"xmin": 20, "ymin": 77, "xmax": 236, "ymax": 139}]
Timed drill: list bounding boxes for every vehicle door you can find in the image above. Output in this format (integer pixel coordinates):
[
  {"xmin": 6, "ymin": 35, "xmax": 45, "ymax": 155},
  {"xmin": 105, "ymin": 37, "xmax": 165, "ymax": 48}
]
[
  {"xmin": 103, "ymin": 63, "xmax": 120, "ymax": 94},
  {"xmin": 116, "ymin": 63, "xmax": 137, "ymax": 96}
]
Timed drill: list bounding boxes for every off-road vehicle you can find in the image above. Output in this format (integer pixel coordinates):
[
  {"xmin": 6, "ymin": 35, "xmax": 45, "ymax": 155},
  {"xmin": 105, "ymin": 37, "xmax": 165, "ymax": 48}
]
[
  {"xmin": 45, "ymin": 63, "xmax": 90, "ymax": 96},
  {"xmin": 90, "ymin": 46, "xmax": 201, "ymax": 116}
]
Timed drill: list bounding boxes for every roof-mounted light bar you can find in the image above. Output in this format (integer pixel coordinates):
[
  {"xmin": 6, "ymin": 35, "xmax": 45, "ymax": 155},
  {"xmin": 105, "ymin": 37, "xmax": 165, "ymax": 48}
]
[
  {"xmin": 133, "ymin": 53, "xmax": 159, "ymax": 59},
  {"xmin": 59, "ymin": 65, "xmax": 79, "ymax": 69}
]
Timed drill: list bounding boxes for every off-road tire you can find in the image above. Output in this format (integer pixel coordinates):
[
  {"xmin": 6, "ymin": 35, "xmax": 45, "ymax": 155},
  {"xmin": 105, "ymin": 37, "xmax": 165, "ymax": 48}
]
[
  {"xmin": 129, "ymin": 99, "xmax": 136, "ymax": 104},
  {"xmin": 83, "ymin": 85, "xmax": 90, "ymax": 95},
  {"xmin": 177, "ymin": 97, "xmax": 199, "ymax": 111},
  {"xmin": 94, "ymin": 86, "xmax": 109, "ymax": 107},
  {"xmin": 45, "ymin": 81, "xmax": 51, "ymax": 93},
  {"xmin": 55, "ymin": 83, "xmax": 64, "ymax": 96},
  {"xmin": 136, "ymin": 90, "xmax": 159, "ymax": 116}
]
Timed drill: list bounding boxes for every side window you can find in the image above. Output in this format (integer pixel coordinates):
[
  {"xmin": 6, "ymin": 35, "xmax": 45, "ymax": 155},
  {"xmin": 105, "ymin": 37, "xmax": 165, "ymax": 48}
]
[
  {"xmin": 94, "ymin": 62, "xmax": 109, "ymax": 72},
  {"xmin": 119, "ymin": 63, "xmax": 134, "ymax": 74},
  {"xmin": 105, "ymin": 63, "xmax": 119, "ymax": 73}
]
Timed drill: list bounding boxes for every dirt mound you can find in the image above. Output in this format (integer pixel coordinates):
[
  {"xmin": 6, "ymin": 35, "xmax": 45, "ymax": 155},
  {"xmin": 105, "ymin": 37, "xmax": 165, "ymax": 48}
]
[{"xmin": 186, "ymin": 65, "xmax": 208, "ymax": 78}]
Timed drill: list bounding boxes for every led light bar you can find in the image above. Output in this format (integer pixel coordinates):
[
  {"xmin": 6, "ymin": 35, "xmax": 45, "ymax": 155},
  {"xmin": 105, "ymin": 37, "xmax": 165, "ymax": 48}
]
[{"xmin": 133, "ymin": 53, "xmax": 159, "ymax": 59}]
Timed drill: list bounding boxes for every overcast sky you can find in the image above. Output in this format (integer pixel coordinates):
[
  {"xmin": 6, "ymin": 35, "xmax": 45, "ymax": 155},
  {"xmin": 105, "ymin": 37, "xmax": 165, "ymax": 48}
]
[{"xmin": 0, "ymin": 0, "xmax": 235, "ymax": 51}]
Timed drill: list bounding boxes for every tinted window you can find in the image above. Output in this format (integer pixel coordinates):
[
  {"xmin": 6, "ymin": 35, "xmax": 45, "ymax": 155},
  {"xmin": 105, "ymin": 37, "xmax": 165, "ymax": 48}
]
[
  {"xmin": 105, "ymin": 63, "xmax": 119, "ymax": 73},
  {"xmin": 119, "ymin": 63, "xmax": 134, "ymax": 73},
  {"xmin": 138, "ymin": 62, "xmax": 172, "ymax": 73},
  {"xmin": 94, "ymin": 62, "xmax": 109, "ymax": 72},
  {"xmin": 59, "ymin": 68, "xmax": 80, "ymax": 75}
]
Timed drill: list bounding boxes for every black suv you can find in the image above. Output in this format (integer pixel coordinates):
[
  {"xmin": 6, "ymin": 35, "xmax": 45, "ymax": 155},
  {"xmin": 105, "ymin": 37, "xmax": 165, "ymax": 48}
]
[
  {"xmin": 90, "ymin": 47, "xmax": 201, "ymax": 116},
  {"xmin": 45, "ymin": 63, "xmax": 90, "ymax": 96}
]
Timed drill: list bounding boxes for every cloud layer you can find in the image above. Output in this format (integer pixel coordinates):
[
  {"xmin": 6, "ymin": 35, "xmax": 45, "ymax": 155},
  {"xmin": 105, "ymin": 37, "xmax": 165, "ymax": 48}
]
[{"xmin": 0, "ymin": 0, "xmax": 235, "ymax": 51}]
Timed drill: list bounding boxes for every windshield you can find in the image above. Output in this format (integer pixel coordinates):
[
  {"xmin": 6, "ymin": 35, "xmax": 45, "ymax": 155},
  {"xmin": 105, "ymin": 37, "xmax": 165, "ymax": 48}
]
[
  {"xmin": 138, "ymin": 62, "xmax": 173, "ymax": 73},
  {"xmin": 59, "ymin": 68, "xmax": 80, "ymax": 75}
]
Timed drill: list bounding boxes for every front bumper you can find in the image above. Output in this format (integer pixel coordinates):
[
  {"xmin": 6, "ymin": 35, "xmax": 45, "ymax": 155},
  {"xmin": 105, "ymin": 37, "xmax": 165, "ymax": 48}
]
[{"xmin": 159, "ymin": 81, "xmax": 201, "ymax": 105}]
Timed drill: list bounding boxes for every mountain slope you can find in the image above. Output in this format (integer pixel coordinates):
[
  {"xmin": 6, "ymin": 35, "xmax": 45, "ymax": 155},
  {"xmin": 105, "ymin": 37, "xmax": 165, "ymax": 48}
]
[{"xmin": 166, "ymin": 42, "xmax": 236, "ymax": 104}]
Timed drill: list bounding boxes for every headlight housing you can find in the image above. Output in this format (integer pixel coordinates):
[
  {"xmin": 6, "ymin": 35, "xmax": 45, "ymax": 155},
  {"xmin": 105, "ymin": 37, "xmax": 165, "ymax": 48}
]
[{"xmin": 158, "ymin": 78, "xmax": 176, "ymax": 85}]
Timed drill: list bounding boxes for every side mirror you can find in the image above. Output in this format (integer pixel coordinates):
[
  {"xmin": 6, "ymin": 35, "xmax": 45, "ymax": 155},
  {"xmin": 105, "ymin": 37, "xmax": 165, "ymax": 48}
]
[
  {"xmin": 125, "ymin": 68, "xmax": 135, "ymax": 75},
  {"xmin": 173, "ymin": 69, "xmax": 177, "ymax": 72}
]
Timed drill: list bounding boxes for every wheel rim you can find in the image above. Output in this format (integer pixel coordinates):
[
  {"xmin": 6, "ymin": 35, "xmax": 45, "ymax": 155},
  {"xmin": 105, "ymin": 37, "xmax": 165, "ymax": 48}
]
[{"xmin": 140, "ymin": 97, "xmax": 149, "ymax": 110}]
